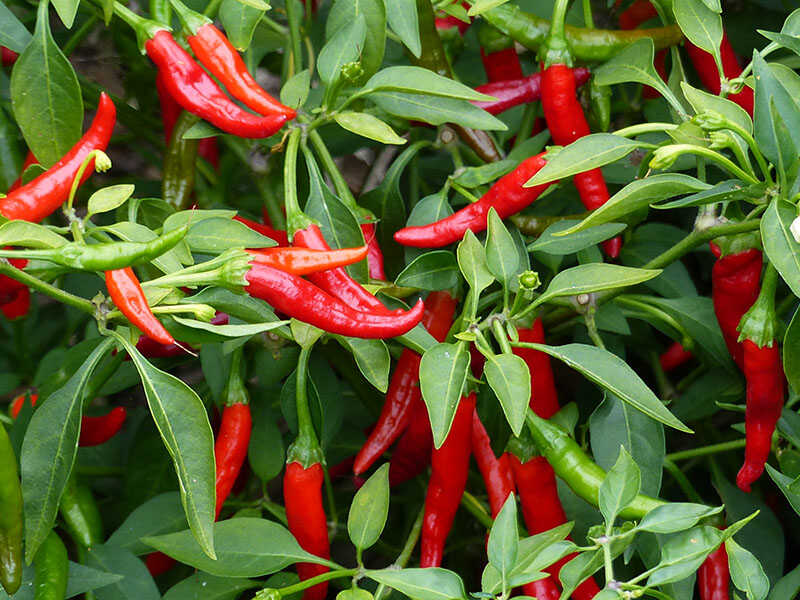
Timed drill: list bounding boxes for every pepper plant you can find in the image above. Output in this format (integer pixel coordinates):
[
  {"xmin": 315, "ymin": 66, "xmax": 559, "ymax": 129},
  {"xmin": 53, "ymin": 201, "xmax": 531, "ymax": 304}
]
[{"xmin": 1, "ymin": 0, "xmax": 800, "ymax": 598}]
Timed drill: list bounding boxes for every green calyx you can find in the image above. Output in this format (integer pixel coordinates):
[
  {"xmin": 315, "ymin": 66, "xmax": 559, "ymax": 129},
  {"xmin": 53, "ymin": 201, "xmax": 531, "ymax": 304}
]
[
  {"xmin": 168, "ymin": 0, "xmax": 211, "ymax": 35},
  {"xmin": 737, "ymin": 264, "xmax": 779, "ymax": 348},
  {"xmin": 223, "ymin": 348, "xmax": 249, "ymax": 407}
]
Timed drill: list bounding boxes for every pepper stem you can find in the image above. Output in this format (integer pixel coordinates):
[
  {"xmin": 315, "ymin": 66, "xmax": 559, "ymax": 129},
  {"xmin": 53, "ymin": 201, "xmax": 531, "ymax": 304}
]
[
  {"xmin": 543, "ymin": 0, "xmax": 573, "ymax": 66},
  {"xmin": 287, "ymin": 344, "xmax": 323, "ymax": 467},
  {"xmin": 283, "ymin": 128, "xmax": 313, "ymax": 237},
  {"xmin": 737, "ymin": 262, "xmax": 779, "ymax": 348},
  {"xmin": 223, "ymin": 347, "xmax": 248, "ymax": 407},
  {"xmin": 109, "ymin": 1, "xmax": 166, "ymax": 49},
  {"xmin": 168, "ymin": 0, "xmax": 211, "ymax": 35}
]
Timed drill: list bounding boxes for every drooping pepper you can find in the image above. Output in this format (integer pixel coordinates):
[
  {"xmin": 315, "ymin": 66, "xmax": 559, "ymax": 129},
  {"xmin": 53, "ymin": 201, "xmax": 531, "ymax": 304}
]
[
  {"xmin": 512, "ymin": 318, "xmax": 561, "ymax": 419},
  {"xmin": 215, "ymin": 348, "xmax": 252, "ymax": 518},
  {"xmin": 0, "ymin": 424, "xmax": 23, "ymax": 595},
  {"xmin": 420, "ymin": 392, "xmax": 476, "ymax": 568},
  {"xmin": 617, "ymin": 0, "xmax": 666, "ymax": 99},
  {"xmin": 33, "ymin": 531, "xmax": 68, "ymax": 600},
  {"xmin": 0, "ymin": 271, "xmax": 29, "ymax": 321},
  {"xmin": 735, "ymin": 264, "xmax": 785, "ymax": 493},
  {"xmin": 245, "ymin": 263, "xmax": 424, "ymax": 339},
  {"xmin": 659, "ymin": 341, "xmax": 694, "ymax": 372},
  {"xmin": 394, "ymin": 152, "xmax": 555, "ymax": 248},
  {"xmin": 106, "ymin": 267, "xmax": 175, "ymax": 346},
  {"xmin": 0, "ymin": 92, "xmax": 116, "ymax": 223},
  {"xmin": 353, "ymin": 291, "xmax": 457, "ymax": 475},
  {"xmin": 471, "ymin": 412, "xmax": 514, "ymax": 518},
  {"xmin": 7, "ymin": 151, "xmax": 38, "ymax": 192},
  {"xmin": 472, "ymin": 68, "xmax": 591, "ymax": 116},
  {"xmin": 162, "ymin": 110, "xmax": 201, "ymax": 211},
  {"xmin": 1, "ymin": 47, "xmax": 18, "ymax": 67},
  {"xmin": 686, "ymin": 33, "xmax": 754, "ymax": 115},
  {"xmin": 59, "ymin": 475, "xmax": 103, "ymax": 548},
  {"xmin": 388, "ymin": 399, "xmax": 434, "ymax": 486},
  {"xmin": 698, "ymin": 542, "xmax": 730, "ymax": 600},
  {"xmin": 360, "ymin": 222, "xmax": 387, "ymax": 281},
  {"xmin": 245, "ymin": 245, "xmax": 369, "ymax": 276},
  {"xmin": 284, "ymin": 344, "xmax": 330, "ymax": 600}
]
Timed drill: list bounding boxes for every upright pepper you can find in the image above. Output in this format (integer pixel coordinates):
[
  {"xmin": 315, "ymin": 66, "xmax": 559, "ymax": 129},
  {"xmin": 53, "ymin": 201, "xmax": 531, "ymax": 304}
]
[
  {"xmin": 0, "ymin": 425, "xmax": 23, "ymax": 595},
  {"xmin": 106, "ymin": 267, "xmax": 175, "ymax": 346},
  {"xmin": 420, "ymin": 392, "xmax": 476, "ymax": 568},
  {"xmin": 353, "ymin": 291, "xmax": 457, "ymax": 475},
  {"xmin": 686, "ymin": 33, "xmax": 754, "ymax": 115},
  {"xmin": 0, "ymin": 93, "xmax": 116, "ymax": 223},
  {"xmin": 710, "ymin": 242, "xmax": 762, "ymax": 370},
  {"xmin": 735, "ymin": 264, "xmax": 785, "ymax": 493},
  {"xmin": 394, "ymin": 153, "xmax": 555, "ymax": 248},
  {"xmin": 284, "ymin": 344, "xmax": 330, "ymax": 600},
  {"xmin": 215, "ymin": 348, "xmax": 252, "ymax": 518},
  {"xmin": 540, "ymin": 1, "xmax": 620, "ymax": 258},
  {"xmin": 33, "ymin": 531, "xmax": 68, "ymax": 600},
  {"xmin": 473, "ymin": 68, "xmax": 591, "ymax": 116}
]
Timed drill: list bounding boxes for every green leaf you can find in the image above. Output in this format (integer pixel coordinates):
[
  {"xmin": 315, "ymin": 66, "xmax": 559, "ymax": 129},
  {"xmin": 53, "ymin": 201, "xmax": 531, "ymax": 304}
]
[
  {"xmin": 525, "ymin": 134, "xmax": 641, "ymax": 187},
  {"xmin": 86, "ymin": 544, "xmax": 160, "ymax": 600},
  {"xmin": 171, "ymin": 316, "xmax": 288, "ymax": 339},
  {"xmin": 768, "ymin": 559, "xmax": 800, "ymax": 600},
  {"xmin": 121, "ymin": 338, "xmax": 217, "ymax": 560},
  {"xmin": 186, "ymin": 217, "xmax": 277, "ymax": 253},
  {"xmin": 682, "ymin": 82, "xmax": 752, "ymax": 133},
  {"xmin": 762, "ymin": 199, "xmax": 800, "ymax": 300},
  {"xmin": 318, "ymin": 14, "xmax": 366, "ymax": 86},
  {"xmin": 64, "ymin": 562, "xmax": 125, "ymax": 598},
  {"xmin": 0, "ymin": 220, "xmax": 67, "ymax": 249},
  {"xmin": 784, "ymin": 308, "xmax": 800, "ymax": 394},
  {"xmin": 363, "ymin": 66, "xmax": 494, "ymax": 101},
  {"xmin": 534, "ymin": 264, "xmax": 662, "ymax": 308},
  {"xmin": 646, "ymin": 526, "xmax": 723, "ymax": 587},
  {"xmin": 485, "ymin": 208, "xmax": 520, "ymax": 287},
  {"xmin": 674, "ymin": 0, "xmax": 722, "ymax": 57},
  {"xmin": 333, "ymin": 111, "xmax": 406, "ymax": 145},
  {"xmin": 452, "ymin": 160, "xmax": 516, "ymax": 189},
  {"xmin": 219, "ymin": 0, "xmax": 266, "ymax": 50},
  {"xmin": 527, "ymin": 343, "xmax": 692, "ymax": 433},
  {"xmin": 87, "ymin": 185, "xmax": 136, "ymax": 217},
  {"xmin": 281, "ymin": 69, "xmax": 311, "ymax": 109},
  {"xmin": 336, "ymin": 337, "xmax": 390, "ymax": 392},
  {"xmin": 366, "ymin": 568, "xmax": 467, "ymax": 600},
  {"xmin": 0, "ymin": 1, "xmax": 32, "ymax": 52},
  {"xmin": 485, "ymin": 354, "xmax": 530, "ymax": 437},
  {"xmin": 487, "ymin": 494, "xmax": 518, "ymax": 583},
  {"xmin": 11, "ymin": 0, "xmax": 82, "ymax": 168},
  {"xmin": 653, "ymin": 179, "xmax": 761, "ymax": 210},
  {"xmin": 557, "ymin": 175, "xmax": 711, "ymax": 235},
  {"xmin": 752, "ymin": 52, "xmax": 800, "ymax": 167},
  {"xmin": 385, "ymin": 0, "xmax": 420, "ymax": 57},
  {"xmin": 143, "ymin": 518, "xmax": 332, "ymax": 577},
  {"xmin": 766, "ymin": 465, "xmax": 800, "ymax": 518},
  {"xmin": 20, "ymin": 337, "xmax": 113, "ymax": 562},
  {"xmin": 107, "ymin": 492, "xmax": 187, "ymax": 555},
  {"xmin": 163, "ymin": 572, "xmax": 259, "ymax": 600},
  {"xmin": 326, "ymin": 0, "xmax": 385, "ymax": 82},
  {"xmin": 420, "ymin": 342, "xmax": 470, "ymax": 448},
  {"xmin": 348, "ymin": 464, "xmax": 390, "ymax": 551},
  {"xmin": 457, "ymin": 230, "xmax": 494, "ymax": 294},
  {"xmin": 395, "ymin": 250, "xmax": 459, "ymax": 290},
  {"xmin": 248, "ymin": 401, "xmax": 285, "ymax": 483},
  {"xmin": 726, "ymin": 538, "xmax": 770, "ymax": 600},
  {"xmin": 636, "ymin": 503, "xmax": 724, "ymax": 534},
  {"xmin": 599, "ymin": 446, "xmax": 642, "ymax": 524},
  {"xmin": 528, "ymin": 221, "xmax": 626, "ymax": 256},
  {"xmin": 370, "ymin": 92, "xmax": 506, "ymax": 131},
  {"xmin": 51, "ymin": 0, "xmax": 80, "ymax": 28}
]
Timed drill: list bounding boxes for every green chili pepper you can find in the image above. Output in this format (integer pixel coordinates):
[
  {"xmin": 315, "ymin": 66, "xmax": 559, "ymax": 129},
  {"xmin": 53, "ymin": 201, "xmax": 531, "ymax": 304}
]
[
  {"xmin": 587, "ymin": 78, "xmax": 612, "ymax": 132},
  {"xmin": 0, "ymin": 425, "xmax": 23, "ymax": 595},
  {"xmin": 162, "ymin": 111, "xmax": 200, "ymax": 210},
  {"xmin": 150, "ymin": 0, "xmax": 171, "ymax": 24},
  {"xmin": 525, "ymin": 411, "xmax": 667, "ymax": 519},
  {"xmin": 33, "ymin": 531, "xmax": 68, "ymax": 600},
  {"xmin": 483, "ymin": 3, "xmax": 682, "ymax": 63},
  {"xmin": 60, "ymin": 475, "xmax": 103, "ymax": 548},
  {"xmin": 476, "ymin": 21, "xmax": 514, "ymax": 54}
]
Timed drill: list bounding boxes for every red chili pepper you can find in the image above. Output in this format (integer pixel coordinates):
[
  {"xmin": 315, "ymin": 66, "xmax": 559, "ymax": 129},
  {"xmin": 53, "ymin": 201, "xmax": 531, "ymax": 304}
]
[
  {"xmin": 10, "ymin": 394, "xmax": 126, "ymax": 447},
  {"xmin": 353, "ymin": 291, "xmax": 457, "ymax": 475},
  {"xmin": 234, "ymin": 215, "xmax": 290, "ymax": 246},
  {"xmin": 293, "ymin": 224, "xmax": 396, "ymax": 314},
  {"xmin": 155, "ymin": 72, "xmax": 219, "ymax": 168},
  {"xmin": 618, "ymin": 0, "xmax": 657, "ymax": 30},
  {"xmin": 394, "ymin": 153, "xmax": 555, "ymax": 248},
  {"xmin": 471, "ymin": 412, "xmax": 514, "ymax": 518},
  {"xmin": 472, "ymin": 68, "xmax": 591, "ymax": 115},
  {"xmin": 0, "ymin": 93, "xmax": 116, "ymax": 223},
  {"xmin": 541, "ymin": 63, "xmax": 620, "ymax": 258},
  {"xmin": 435, "ymin": 15, "xmax": 470, "ymax": 35},
  {"xmin": 360, "ymin": 222, "xmax": 387, "ymax": 280},
  {"xmin": 1, "ymin": 47, "xmax": 18, "ymax": 67},
  {"xmin": 0, "ymin": 271, "xmax": 29, "ymax": 321},
  {"xmin": 145, "ymin": 551, "xmax": 174, "ymax": 577},
  {"xmin": 686, "ymin": 33, "xmax": 753, "ymax": 115},
  {"xmin": 7, "ymin": 152, "xmax": 37, "ymax": 192},
  {"xmin": 480, "ymin": 47, "xmax": 523, "ymax": 83},
  {"xmin": 245, "ymin": 262, "xmax": 424, "ymax": 338},
  {"xmin": 145, "ymin": 30, "xmax": 289, "ymax": 139},
  {"xmin": 246, "ymin": 245, "xmax": 368, "ymax": 276},
  {"xmin": 710, "ymin": 245, "xmax": 762, "ymax": 370},
  {"xmin": 105, "ymin": 267, "xmax": 175, "ymax": 346},
  {"xmin": 512, "ymin": 318, "xmax": 561, "ymax": 419},
  {"xmin": 698, "ymin": 542, "xmax": 730, "ymax": 600},
  {"xmin": 388, "ymin": 398, "xmax": 433, "ymax": 486},
  {"xmin": 284, "ymin": 461, "xmax": 329, "ymax": 600},
  {"xmin": 420, "ymin": 392, "xmax": 476, "ymax": 568},
  {"xmin": 659, "ymin": 341, "xmax": 694, "ymax": 372}
]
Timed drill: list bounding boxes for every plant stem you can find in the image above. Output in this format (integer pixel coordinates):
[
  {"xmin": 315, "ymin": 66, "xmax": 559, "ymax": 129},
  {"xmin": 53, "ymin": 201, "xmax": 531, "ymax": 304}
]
[
  {"xmin": 663, "ymin": 458, "xmax": 703, "ymax": 503},
  {"xmin": 276, "ymin": 569, "xmax": 358, "ymax": 597},
  {"xmin": 461, "ymin": 490, "xmax": 494, "ymax": 529},
  {"xmin": 285, "ymin": 0, "xmax": 303, "ymax": 76},
  {"xmin": 666, "ymin": 439, "xmax": 746, "ymax": 462},
  {"xmin": 0, "ymin": 260, "xmax": 95, "ymax": 315},
  {"xmin": 374, "ymin": 504, "xmax": 425, "ymax": 600}
]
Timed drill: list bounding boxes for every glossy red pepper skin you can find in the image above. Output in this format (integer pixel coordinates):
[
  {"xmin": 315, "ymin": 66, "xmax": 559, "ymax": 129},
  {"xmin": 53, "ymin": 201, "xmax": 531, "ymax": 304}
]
[
  {"xmin": 1, "ymin": 47, "xmax": 17, "ymax": 67},
  {"xmin": 106, "ymin": 268, "xmax": 175, "ymax": 346},
  {"xmin": 234, "ymin": 215, "xmax": 290, "ymax": 246},
  {"xmin": 541, "ymin": 64, "xmax": 620, "ymax": 258},
  {"xmin": 245, "ymin": 262, "xmax": 424, "ymax": 338},
  {"xmin": 293, "ymin": 224, "xmax": 394, "ymax": 314},
  {"xmin": 187, "ymin": 24, "xmax": 296, "ymax": 120},
  {"xmin": 284, "ymin": 461, "xmax": 330, "ymax": 600},
  {"xmin": 711, "ymin": 248, "xmax": 762, "ymax": 370},
  {"xmin": 388, "ymin": 398, "xmax": 433, "ymax": 486},
  {"xmin": 659, "ymin": 341, "xmax": 693, "ymax": 372},
  {"xmin": 145, "ymin": 30, "xmax": 289, "ymax": 139},
  {"xmin": 420, "ymin": 392, "xmax": 476, "ymax": 568},
  {"xmin": 215, "ymin": 403, "xmax": 252, "ymax": 518},
  {"xmin": 7, "ymin": 152, "xmax": 37, "ymax": 192},
  {"xmin": 618, "ymin": 0, "xmax": 657, "ymax": 30},
  {"xmin": 737, "ymin": 340, "xmax": 785, "ymax": 492},
  {"xmin": 698, "ymin": 543, "xmax": 730, "ymax": 600},
  {"xmin": 155, "ymin": 72, "xmax": 219, "ymax": 168},
  {"xmin": 686, "ymin": 33, "xmax": 753, "ymax": 115},
  {"xmin": 473, "ymin": 68, "xmax": 590, "ymax": 115},
  {"xmin": 0, "ymin": 93, "xmax": 116, "ymax": 223},
  {"xmin": 353, "ymin": 291, "xmax": 457, "ymax": 475},
  {"xmin": 246, "ymin": 245, "xmax": 368, "ymax": 276},
  {"xmin": 471, "ymin": 412, "xmax": 514, "ymax": 517},
  {"xmin": 394, "ymin": 153, "xmax": 554, "ymax": 248},
  {"xmin": 512, "ymin": 319, "xmax": 561, "ymax": 419},
  {"xmin": 480, "ymin": 47, "xmax": 523, "ymax": 83},
  {"xmin": 360, "ymin": 223, "xmax": 387, "ymax": 280}
]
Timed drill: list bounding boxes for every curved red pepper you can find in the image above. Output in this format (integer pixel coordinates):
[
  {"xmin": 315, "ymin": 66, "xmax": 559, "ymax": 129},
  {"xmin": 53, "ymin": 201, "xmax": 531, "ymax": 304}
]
[
  {"xmin": 698, "ymin": 543, "xmax": 730, "ymax": 600},
  {"xmin": 353, "ymin": 291, "xmax": 457, "ymax": 475},
  {"xmin": 245, "ymin": 263, "xmax": 424, "ymax": 338},
  {"xmin": 659, "ymin": 341, "xmax": 693, "ymax": 372},
  {"xmin": 246, "ymin": 245, "xmax": 368, "ymax": 276},
  {"xmin": 686, "ymin": 33, "xmax": 753, "ymax": 116},
  {"xmin": 0, "ymin": 93, "xmax": 116, "ymax": 223},
  {"xmin": 7, "ymin": 152, "xmax": 37, "ymax": 192},
  {"xmin": 215, "ymin": 403, "xmax": 252, "ymax": 517},
  {"xmin": 420, "ymin": 392, "xmax": 475, "ymax": 568},
  {"xmin": 106, "ymin": 268, "xmax": 175, "ymax": 346},
  {"xmin": 360, "ymin": 222, "xmax": 387, "ymax": 281},
  {"xmin": 471, "ymin": 412, "xmax": 514, "ymax": 518},
  {"xmin": 394, "ymin": 153, "xmax": 554, "ymax": 248},
  {"xmin": 284, "ymin": 461, "xmax": 330, "ymax": 600},
  {"xmin": 388, "ymin": 398, "xmax": 433, "ymax": 486},
  {"xmin": 473, "ymin": 68, "xmax": 591, "ymax": 115},
  {"xmin": 145, "ymin": 30, "xmax": 289, "ymax": 139}
]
